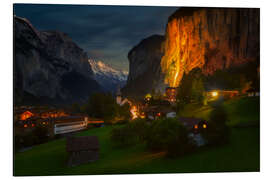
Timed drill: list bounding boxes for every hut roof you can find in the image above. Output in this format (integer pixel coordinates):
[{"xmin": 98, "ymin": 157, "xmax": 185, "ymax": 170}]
[{"xmin": 66, "ymin": 136, "xmax": 99, "ymax": 152}]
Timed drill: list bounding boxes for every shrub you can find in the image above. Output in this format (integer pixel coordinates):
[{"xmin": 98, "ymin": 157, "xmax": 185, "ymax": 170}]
[
  {"xmin": 17, "ymin": 133, "xmax": 39, "ymax": 148},
  {"xmin": 111, "ymin": 118, "xmax": 196, "ymax": 157},
  {"xmin": 110, "ymin": 118, "xmax": 149, "ymax": 147},
  {"xmin": 110, "ymin": 126, "xmax": 138, "ymax": 147},
  {"xmin": 32, "ymin": 126, "xmax": 50, "ymax": 143},
  {"xmin": 201, "ymin": 103, "xmax": 230, "ymax": 146},
  {"xmin": 114, "ymin": 119, "xmax": 129, "ymax": 125},
  {"xmin": 14, "ymin": 135, "xmax": 24, "ymax": 152},
  {"xmin": 129, "ymin": 118, "xmax": 149, "ymax": 141},
  {"xmin": 145, "ymin": 118, "xmax": 195, "ymax": 157}
]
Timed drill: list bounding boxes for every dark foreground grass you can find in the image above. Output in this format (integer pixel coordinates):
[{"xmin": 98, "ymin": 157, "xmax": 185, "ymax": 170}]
[{"xmin": 14, "ymin": 97, "xmax": 260, "ymax": 176}]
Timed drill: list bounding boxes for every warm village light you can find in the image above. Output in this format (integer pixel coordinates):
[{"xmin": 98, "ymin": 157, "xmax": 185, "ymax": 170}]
[
  {"xmin": 212, "ymin": 91, "xmax": 218, "ymax": 97},
  {"xmin": 20, "ymin": 111, "xmax": 34, "ymax": 120},
  {"xmin": 130, "ymin": 106, "xmax": 138, "ymax": 120},
  {"xmin": 140, "ymin": 112, "xmax": 146, "ymax": 119},
  {"xmin": 203, "ymin": 124, "xmax": 207, "ymax": 129}
]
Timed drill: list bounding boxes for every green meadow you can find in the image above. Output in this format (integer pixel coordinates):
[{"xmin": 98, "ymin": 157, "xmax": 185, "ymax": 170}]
[{"xmin": 14, "ymin": 97, "xmax": 260, "ymax": 176}]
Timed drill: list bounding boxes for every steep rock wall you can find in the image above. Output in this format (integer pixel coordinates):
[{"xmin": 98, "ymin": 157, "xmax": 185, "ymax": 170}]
[
  {"xmin": 161, "ymin": 8, "xmax": 259, "ymax": 87},
  {"xmin": 14, "ymin": 16, "xmax": 100, "ymax": 104},
  {"xmin": 122, "ymin": 35, "xmax": 165, "ymax": 99}
]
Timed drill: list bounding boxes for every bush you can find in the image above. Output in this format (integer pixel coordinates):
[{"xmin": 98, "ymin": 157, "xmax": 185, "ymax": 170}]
[
  {"xmin": 201, "ymin": 103, "xmax": 230, "ymax": 146},
  {"xmin": 129, "ymin": 118, "xmax": 150, "ymax": 141},
  {"xmin": 145, "ymin": 118, "xmax": 195, "ymax": 157},
  {"xmin": 16, "ymin": 133, "xmax": 39, "ymax": 149},
  {"xmin": 14, "ymin": 135, "xmax": 24, "ymax": 152},
  {"xmin": 86, "ymin": 92, "xmax": 118, "ymax": 123},
  {"xmin": 14, "ymin": 126, "xmax": 50, "ymax": 151},
  {"xmin": 110, "ymin": 126, "xmax": 137, "ymax": 147},
  {"xmin": 110, "ymin": 118, "xmax": 149, "ymax": 147},
  {"xmin": 32, "ymin": 126, "xmax": 50, "ymax": 143},
  {"xmin": 111, "ymin": 118, "xmax": 196, "ymax": 157},
  {"xmin": 114, "ymin": 119, "xmax": 129, "ymax": 125}
]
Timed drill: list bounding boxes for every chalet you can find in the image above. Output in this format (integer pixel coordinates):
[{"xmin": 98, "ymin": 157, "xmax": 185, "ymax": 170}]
[
  {"xmin": 179, "ymin": 117, "xmax": 208, "ymax": 147},
  {"xmin": 66, "ymin": 136, "xmax": 100, "ymax": 167}
]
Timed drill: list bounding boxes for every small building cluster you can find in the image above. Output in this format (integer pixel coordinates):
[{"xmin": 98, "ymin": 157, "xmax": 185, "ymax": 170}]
[
  {"xmin": 14, "ymin": 106, "xmax": 101, "ymax": 137},
  {"xmin": 15, "ymin": 106, "xmax": 68, "ymax": 121}
]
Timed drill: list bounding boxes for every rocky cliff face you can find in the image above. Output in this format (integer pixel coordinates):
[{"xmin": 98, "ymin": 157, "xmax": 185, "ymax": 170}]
[
  {"xmin": 14, "ymin": 16, "xmax": 101, "ymax": 104},
  {"xmin": 122, "ymin": 35, "xmax": 166, "ymax": 99},
  {"xmin": 161, "ymin": 8, "xmax": 260, "ymax": 87}
]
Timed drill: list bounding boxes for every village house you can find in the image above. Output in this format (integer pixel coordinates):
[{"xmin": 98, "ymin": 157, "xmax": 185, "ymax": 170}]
[{"xmin": 179, "ymin": 117, "xmax": 208, "ymax": 147}]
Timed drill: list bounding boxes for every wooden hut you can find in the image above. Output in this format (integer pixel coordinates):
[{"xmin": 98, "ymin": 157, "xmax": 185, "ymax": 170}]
[{"xmin": 66, "ymin": 136, "xmax": 99, "ymax": 167}]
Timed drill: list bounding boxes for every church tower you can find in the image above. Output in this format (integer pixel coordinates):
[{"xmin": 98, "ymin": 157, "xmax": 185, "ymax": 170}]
[{"xmin": 116, "ymin": 87, "xmax": 122, "ymax": 105}]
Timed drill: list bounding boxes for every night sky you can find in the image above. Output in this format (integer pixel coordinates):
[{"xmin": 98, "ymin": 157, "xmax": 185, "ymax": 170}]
[{"xmin": 14, "ymin": 4, "xmax": 179, "ymax": 71}]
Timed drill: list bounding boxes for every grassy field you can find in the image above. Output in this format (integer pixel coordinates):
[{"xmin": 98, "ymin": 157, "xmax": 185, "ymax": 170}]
[
  {"xmin": 14, "ymin": 97, "xmax": 260, "ymax": 176},
  {"xmin": 179, "ymin": 96, "xmax": 260, "ymax": 127}
]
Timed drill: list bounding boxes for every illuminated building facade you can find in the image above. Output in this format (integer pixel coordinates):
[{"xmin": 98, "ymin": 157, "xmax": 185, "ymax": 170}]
[{"xmin": 165, "ymin": 87, "xmax": 177, "ymax": 102}]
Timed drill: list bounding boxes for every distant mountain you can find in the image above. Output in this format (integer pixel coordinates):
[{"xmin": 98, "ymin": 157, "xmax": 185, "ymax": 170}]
[
  {"xmin": 14, "ymin": 16, "xmax": 101, "ymax": 105},
  {"xmin": 88, "ymin": 59, "xmax": 128, "ymax": 93}
]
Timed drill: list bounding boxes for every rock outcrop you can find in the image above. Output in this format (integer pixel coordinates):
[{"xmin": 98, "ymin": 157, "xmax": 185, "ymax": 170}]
[
  {"xmin": 14, "ymin": 16, "xmax": 101, "ymax": 104},
  {"xmin": 122, "ymin": 35, "xmax": 166, "ymax": 99},
  {"xmin": 161, "ymin": 8, "xmax": 260, "ymax": 87}
]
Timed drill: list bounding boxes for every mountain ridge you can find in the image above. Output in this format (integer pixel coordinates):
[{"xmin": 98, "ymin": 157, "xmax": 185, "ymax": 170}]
[
  {"xmin": 14, "ymin": 16, "xmax": 101, "ymax": 105},
  {"xmin": 88, "ymin": 59, "xmax": 128, "ymax": 93}
]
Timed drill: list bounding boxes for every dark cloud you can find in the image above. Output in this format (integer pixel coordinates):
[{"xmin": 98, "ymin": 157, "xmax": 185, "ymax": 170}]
[{"xmin": 14, "ymin": 4, "xmax": 179, "ymax": 71}]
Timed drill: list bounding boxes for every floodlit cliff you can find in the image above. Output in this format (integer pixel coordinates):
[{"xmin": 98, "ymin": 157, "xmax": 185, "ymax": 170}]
[
  {"xmin": 161, "ymin": 8, "xmax": 260, "ymax": 87},
  {"xmin": 14, "ymin": 16, "xmax": 101, "ymax": 104}
]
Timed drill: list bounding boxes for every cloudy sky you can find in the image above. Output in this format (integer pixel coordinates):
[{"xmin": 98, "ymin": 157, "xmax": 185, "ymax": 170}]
[{"xmin": 14, "ymin": 4, "xmax": 178, "ymax": 71}]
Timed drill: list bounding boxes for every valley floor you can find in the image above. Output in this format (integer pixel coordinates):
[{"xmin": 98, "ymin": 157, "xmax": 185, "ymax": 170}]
[{"xmin": 14, "ymin": 97, "xmax": 260, "ymax": 176}]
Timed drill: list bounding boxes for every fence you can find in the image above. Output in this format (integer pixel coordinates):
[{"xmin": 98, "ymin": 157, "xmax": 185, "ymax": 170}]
[{"xmin": 54, "ymin": 120, "xmax": 88, "ymax": 135}]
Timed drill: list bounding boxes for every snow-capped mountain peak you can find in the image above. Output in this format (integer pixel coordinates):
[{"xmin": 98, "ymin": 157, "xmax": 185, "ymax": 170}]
[{"xmin": 88, "ymin": 59, "xmax": 128, "ymax": 92}]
